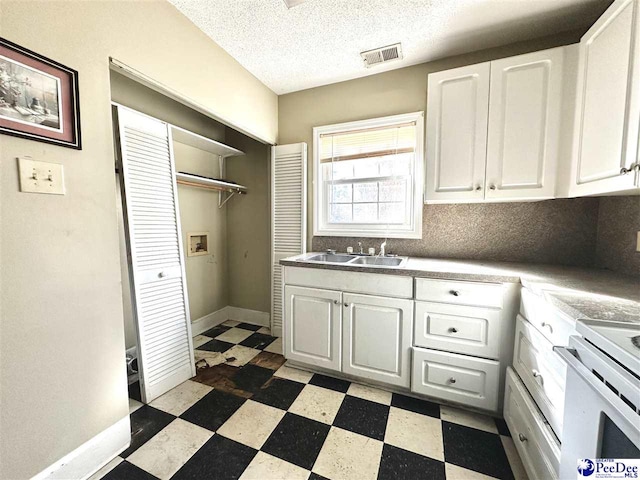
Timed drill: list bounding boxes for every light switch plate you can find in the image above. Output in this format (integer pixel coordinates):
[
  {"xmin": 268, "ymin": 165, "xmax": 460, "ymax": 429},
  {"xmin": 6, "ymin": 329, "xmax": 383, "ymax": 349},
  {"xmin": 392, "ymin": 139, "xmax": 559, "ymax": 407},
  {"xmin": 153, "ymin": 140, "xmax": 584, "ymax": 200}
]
[{"xmin": 18, "ymin": 157, "xmax": 65, "ymax": 195}]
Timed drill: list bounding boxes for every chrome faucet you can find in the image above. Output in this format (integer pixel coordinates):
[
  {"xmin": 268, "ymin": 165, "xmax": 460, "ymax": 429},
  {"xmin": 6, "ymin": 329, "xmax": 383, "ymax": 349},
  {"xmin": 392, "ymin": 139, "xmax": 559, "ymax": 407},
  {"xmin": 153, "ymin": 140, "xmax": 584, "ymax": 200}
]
[
  {"xmin": 380, "ymin": 240, "xmax": 387, "ymax": 256},
  {"xmin": 357, "ymin": 242, "xmax": 363, "ymax": 254}
]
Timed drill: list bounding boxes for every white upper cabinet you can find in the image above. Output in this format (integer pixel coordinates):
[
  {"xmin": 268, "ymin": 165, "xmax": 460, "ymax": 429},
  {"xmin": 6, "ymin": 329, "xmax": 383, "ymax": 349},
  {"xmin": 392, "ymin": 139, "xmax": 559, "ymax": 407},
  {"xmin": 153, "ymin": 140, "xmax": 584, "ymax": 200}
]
[
  {"xmin": 569, "ymin": 0, "xmax": 640, "ymax": 196},
  {"xmin": 486, "ymin": 48, "xmax": 564, "ymax": 201},
  {"xmin": 426, "ymin": 48, "xmax": 567, "ymax": 203},
  {"xmin": 426, "ymin": 63, "xmax": 490, "ymax": 203}
]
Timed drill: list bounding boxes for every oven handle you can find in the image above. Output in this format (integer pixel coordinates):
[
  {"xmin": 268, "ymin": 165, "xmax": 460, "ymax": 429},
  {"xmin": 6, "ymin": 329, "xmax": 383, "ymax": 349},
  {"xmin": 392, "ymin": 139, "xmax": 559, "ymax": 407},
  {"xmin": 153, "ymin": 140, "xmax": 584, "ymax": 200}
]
[{"xmin": 555, "ymin": 345, "xmax": 640, "ymax": 431}]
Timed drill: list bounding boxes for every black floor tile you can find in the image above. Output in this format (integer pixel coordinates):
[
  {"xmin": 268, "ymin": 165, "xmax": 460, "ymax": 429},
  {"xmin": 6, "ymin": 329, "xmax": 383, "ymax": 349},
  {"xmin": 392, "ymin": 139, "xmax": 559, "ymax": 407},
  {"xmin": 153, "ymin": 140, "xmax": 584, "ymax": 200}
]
[
  {"xmin": 391, "ymin": 393, "xmax": 440, "ymax": 418},
  {"xmin": 101, "ymin": 461, "xmax": 159, "ymax": 480},
  {"xmin": 121, "ymin": 405, "xmax": 175, "ymax": 458},
  {"xmin": 172, "ymin": 434, "xmax": 257, "ymax": 480},
  {"xmin": 308, "ymin": 473, "xmax": 330, "ymax": 480},
  {"xmin": 252, "ymin": 377, "xmax": 305, "ymax": 410},
  {"xmin": 232, "ymin": 364, "xmax": 274, "ymax": 394},
  {"xmin": 443, "ymin": 421, "xmax": 514, "ymax": 480},
  {"xmin": 333, "ymin": 396, "xmax": 389, "ymax": 441},
  {"xmin": 495, "ymin": 417, "xmax": 511, "ymax": 437},
  {"xmin": 128, "ymin": 381, "xmax": 141, "ymax": 402},
  {"xmin": 198, "ymin": 339, "xmax": 234, "ymax": 353},
  {"xmin": 262, "ymin": 413, "xmax": 331, "ymax": 470},
  {"xmin": 236, "ymin": 322, "xmax": 262, "ymax": 331},
  {"xmin": 240, "ymin": 333, "xmax": 278, "ymax": 350},
  {"xmin": 180, "ymin": 389, "xmax": 245, "ymax": 432},
  {"xmin": 202, "ymin": 325, "xmax": 231, "ymax": 338},
  {"xmin": 308, "ymin": 373, "xmax": 350, "ymax": 393},
  {"xmin": 378, "ymin": 444, "xmax": 445, "ymax": 480}
]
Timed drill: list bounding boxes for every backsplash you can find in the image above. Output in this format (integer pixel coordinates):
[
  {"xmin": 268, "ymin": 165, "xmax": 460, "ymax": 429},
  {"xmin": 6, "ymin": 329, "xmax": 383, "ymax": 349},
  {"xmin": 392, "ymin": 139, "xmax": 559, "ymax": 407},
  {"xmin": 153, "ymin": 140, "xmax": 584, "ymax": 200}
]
[
  {"xmin": 596, "ymin": 196, "xmax": 640, "ymax": 276},
  {"xmin": 313, "ymin": 198, "xmax": 602, "ymax": 267}
]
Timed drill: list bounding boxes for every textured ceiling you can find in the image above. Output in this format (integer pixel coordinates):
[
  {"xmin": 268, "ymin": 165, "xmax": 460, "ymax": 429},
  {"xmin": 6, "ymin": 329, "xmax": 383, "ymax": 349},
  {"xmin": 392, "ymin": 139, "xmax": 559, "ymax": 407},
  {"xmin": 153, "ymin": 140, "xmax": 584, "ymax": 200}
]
[{"xmin": 168, "ymin": 0, "xmax": 610, "ymax": 95}]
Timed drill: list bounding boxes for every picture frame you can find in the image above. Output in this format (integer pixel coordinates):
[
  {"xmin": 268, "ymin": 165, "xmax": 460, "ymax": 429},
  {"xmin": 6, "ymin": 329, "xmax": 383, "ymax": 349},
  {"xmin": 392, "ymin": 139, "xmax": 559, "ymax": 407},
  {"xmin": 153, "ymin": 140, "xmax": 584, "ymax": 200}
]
[{"xmin": 0, "ymin": 37, "xmax": 81, "ymax": 149}]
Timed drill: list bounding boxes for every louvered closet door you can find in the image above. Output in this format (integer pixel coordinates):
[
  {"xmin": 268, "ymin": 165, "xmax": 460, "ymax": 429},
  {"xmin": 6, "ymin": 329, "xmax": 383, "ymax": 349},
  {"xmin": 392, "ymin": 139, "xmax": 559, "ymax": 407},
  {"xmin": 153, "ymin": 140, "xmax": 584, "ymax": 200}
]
[
  {"xmin": 271, "ymin": 143, "xmax": 307, "ymax": 337},
  {"xmin": 116, "ymin": 106, "xmax": 194, "ymax": 403}
]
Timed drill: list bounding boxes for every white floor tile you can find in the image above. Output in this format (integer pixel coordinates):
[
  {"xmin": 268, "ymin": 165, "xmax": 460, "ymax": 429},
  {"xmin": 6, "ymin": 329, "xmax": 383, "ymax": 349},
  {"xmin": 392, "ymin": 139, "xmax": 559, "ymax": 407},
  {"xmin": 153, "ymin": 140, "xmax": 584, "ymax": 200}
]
[
  {"xmin": 88, "ymin": 456, "xmax": 123, "ymax": 480},
  {"xmin": 217, "ymin": 400, "xmax": 285, "ymax": 450},
  {"xmin": 257, "ymin": 327, "xmax": 271, "ymax": 335},
  {"xmin": 273, "ymin": 365, "xmax": 313, "ymax": 384},
  {"xmin": 149, "ymin": 380, "xmax": 213, "ymax": 416},
  {"xmin": 501, "ymin": 435, "xmax": 530, "ymax": 480},
  {"xmin": 288, "ymin": 384, "xmax": 345, "ymax": 425},
  {"xmin": 223, "ymin": 345, "xmax": 261, "ymax": 367},
  {"xmin": 384, "ymin": 407, "xmax": 444, "ymax": 461},
  {"xmin": 192, "ymin": 335, "xmax": 213, "ymax": 349},
  {"xmin": 313, "ymin": 427, "xmax": 383, "ymax": 480},
  {"xmin": 446, "ymin": 463, "xmax": 500, "ymax": 480},
  {"xmin": 346, "ymin": 383, "xmax": 392, "ymax": 405},
  {"xmin": 239, "ymin": 451, "xmax": 309, "ymax": 480},
  {"xmin": 222, "ymin": 320, "xmax": 241, "ymax": 327},
  {"xmin": 215, "ymin": 327, "xmax": 254, "ymax": 344},
  {"xmin": 194, "ymin": 349, "xmax": 226, "ymax": 368},
  {"xmin": 440, "ymin": 406, "xmax": 499, "ymax": 434},
  {"xmin": 127, "ymin": 418, "xmax": 213, "ymax": 480},
  {"xmin": 264, "ymin": 337, "xmax": 283, "ymax": 355},
  {"xmin": 128, "ymin": 398, "xmax": 143, "ymax": 415}
]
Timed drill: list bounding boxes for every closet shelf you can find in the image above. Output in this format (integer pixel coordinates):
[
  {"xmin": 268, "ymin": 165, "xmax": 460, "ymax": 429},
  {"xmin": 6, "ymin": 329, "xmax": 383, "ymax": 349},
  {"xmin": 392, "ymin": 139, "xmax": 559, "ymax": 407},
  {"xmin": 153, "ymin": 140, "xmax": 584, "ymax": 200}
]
[
  {"xmin": 175, "ymin": 172, "xmax": 247, "ymax": 194},
  {"xmin": 171, "ymin": 125, "xmax": 244, "ymax": 158}
]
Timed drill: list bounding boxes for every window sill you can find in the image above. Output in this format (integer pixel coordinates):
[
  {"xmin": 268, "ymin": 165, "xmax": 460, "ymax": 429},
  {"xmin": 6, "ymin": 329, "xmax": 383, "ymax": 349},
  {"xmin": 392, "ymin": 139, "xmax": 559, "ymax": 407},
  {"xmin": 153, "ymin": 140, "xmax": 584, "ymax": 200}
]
[{"xmin": 313, "ymin": 228, "xmax": 422, "ymax": 240}]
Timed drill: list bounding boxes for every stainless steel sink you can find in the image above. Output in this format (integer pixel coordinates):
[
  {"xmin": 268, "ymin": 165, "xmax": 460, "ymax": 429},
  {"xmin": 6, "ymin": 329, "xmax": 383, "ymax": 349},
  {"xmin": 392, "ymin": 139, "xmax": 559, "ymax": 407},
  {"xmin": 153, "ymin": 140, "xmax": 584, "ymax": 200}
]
[
  {"xmin": 350, "ymin": 256, "xmax": 407, "ymax": 267},
  {"xmin": 306, "ymin": 253, "xmax": 358, "ymax": 263}
]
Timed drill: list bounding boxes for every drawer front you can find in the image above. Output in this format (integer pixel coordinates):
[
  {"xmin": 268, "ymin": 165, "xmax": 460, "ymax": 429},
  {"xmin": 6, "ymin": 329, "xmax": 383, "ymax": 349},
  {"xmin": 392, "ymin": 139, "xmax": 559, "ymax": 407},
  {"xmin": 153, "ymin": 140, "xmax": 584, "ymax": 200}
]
[
  {"xmin": 414, "ymin": 301, "xmax": 502, "ymax": 359},
  {"xmin": 412, "ymin": 347, "xmax": 500, "ymax": 411},
  {"xmin": 285, "ymin": 266, "xmax": 413, "ymax": 299},
  {"xmin": 504, "ymin": 368, "xmax": 560, "ymax": 480},
  {"xmin": 415, "ymin": 278, "xmax": 504, "ymax": 308},
  {"xmin": 513, "ymin": 315, "xmax": 566, "ymax": 439},
  {"xmin": 520, "ymin": 288, "xmax": 576, "ymax": 346}
]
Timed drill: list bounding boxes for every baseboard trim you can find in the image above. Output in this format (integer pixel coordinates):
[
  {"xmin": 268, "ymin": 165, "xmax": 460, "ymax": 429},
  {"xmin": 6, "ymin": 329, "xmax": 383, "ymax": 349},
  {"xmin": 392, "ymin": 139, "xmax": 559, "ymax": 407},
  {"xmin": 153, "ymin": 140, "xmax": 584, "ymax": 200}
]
[
  {"xmin": 32, "ymin": 415, "xmax": 130, "ymax": 480},
  {"xmin": 191, "ymin": 307, "xmax": 230, "ymax": 336},
  {"xmin": 226, "ymin": 306, "xmax": 270, "ymax": 327}
]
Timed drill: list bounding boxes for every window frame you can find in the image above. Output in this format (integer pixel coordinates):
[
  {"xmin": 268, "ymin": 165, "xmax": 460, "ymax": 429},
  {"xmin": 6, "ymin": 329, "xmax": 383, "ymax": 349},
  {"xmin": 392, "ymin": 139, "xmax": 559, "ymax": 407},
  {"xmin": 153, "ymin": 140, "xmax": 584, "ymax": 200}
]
[{"xmin": 312, "ymin": 111, "xmax": 424, "ymax": 239}]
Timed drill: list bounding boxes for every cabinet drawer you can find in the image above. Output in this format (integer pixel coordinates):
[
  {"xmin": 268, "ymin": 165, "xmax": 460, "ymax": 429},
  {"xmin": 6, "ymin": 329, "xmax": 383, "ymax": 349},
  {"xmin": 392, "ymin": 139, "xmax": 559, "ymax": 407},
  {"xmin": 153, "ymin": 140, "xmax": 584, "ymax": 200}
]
[
  {"xmin": 411, "ymin": 347, "xmax": 500, "ymax": 411},
  {"xmin": 513, "ymin": 315, "xmax": 566, "ymax": 439},
  {"xmin": 520, "ymin": 288, "xmax": 576, "ymax": 346},
  {"xmin": 504, "ymin": 367, "xmax": 560, "ymax": 480},
  {"xmin": 415, "ymin": 278, "xmax": 504, "ymax": 308},
  {"xmin": 414, "ymin": 301, "xmax": 502, "ymax": 359}
]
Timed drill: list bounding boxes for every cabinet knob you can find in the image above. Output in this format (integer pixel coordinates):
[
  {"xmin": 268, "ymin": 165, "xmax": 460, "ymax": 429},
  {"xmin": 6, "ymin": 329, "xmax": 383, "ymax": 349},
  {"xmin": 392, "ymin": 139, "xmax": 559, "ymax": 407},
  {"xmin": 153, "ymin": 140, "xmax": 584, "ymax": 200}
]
[
  {"xmin": 344, "ymin": 303, "xmax": 349, "ymax": 307},
  {"xmin": 333, "ymin": 300, "xmax": 339, "ymax": 305},
  {"xmin": 489, "ymin": 184, "xmax": 497, "ymax": 190},
  {"xmin": 448, "ymin": 377, "xmax": 456, "ymax": 384},
  {"xmin": 532, "ymin": 369, "xmax": 542, "ymax": 379},
  {"xmin": 518, "ymin": 433, "xmax": 528, "ymax": 443},
  {"xmin": 448, "ymin": 327, "xmax": 458, "ymax": 333},
  {"xmin": 158, "ymin": 271, "xmax": 167, "ymax": 278},
  {"xmin": 540, "ymin": 322, "xmax": 553, "ymax": 333},
  {"xmin": 475, "ymin": 185, "xmax": 482, "ymax": 191},
  {"xmin": 449, "ymin": 290, "xmax": 460, "ymax": 297}
]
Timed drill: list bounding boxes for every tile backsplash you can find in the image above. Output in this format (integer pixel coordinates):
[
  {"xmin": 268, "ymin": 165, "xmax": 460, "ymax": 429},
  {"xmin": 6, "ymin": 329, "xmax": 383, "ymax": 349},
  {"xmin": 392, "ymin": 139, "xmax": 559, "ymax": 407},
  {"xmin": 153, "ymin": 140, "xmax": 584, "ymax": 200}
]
[{"xmin": 596, "ymin": 196, "xmax": 640, "ymax": 276}]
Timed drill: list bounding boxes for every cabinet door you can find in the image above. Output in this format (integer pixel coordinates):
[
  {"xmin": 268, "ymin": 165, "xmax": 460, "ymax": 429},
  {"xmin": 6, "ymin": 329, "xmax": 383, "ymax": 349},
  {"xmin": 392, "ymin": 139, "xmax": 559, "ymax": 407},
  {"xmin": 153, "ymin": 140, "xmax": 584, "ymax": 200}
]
[
  {"xmin": 284, "ymin": 285, "xmax": 341, "ymax": 371},
  {"xmin": 426, "ymin": 63, "xmax": 490, "ymax": 203},
  {"xmin": 571, "ymin": 0, "xmax": 640, "ymax": 196},
  {"xmin": 486, "ymin": 48, "xmax": 564, "ymax": 200},
  {"xmin": 342, "ymin": 293, "xmax": 413, "ymax": 387}
]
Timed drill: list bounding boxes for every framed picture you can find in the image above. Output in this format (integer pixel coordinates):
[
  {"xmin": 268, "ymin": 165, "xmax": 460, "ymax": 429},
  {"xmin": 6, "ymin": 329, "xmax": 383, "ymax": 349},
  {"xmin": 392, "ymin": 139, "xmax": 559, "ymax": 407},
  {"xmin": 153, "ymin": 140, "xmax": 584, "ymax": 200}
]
[{"xmin": 0, "ymin": 37, "xmax": 81, "ymax": 149}]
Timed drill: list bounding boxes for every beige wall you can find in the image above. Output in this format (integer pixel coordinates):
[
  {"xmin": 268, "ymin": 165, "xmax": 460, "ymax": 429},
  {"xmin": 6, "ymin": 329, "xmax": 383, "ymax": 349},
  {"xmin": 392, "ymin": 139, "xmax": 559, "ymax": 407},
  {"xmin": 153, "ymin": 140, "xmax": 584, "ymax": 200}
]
[
  {"xmin": 175, "ymin": 143, "xmax": 230, "ymax": 321},
  {"xmin": 0, "ymin": 1, "xmax": 276, "ymax": 478},
  {"xmin": 225, "ymin": 130, "xmax": 271, "ymax": 314},
  {"xmin": 278, "ymin": 31, "xmax": 581, "ymax": 252}
]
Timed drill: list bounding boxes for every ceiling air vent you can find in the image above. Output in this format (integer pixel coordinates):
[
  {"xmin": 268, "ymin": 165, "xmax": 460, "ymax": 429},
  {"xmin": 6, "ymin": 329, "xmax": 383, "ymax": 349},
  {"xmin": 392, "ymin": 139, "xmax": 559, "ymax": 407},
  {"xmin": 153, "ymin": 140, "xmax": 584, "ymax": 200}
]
[{"xmin": 361, "ymin": 43, "xmax": 403, "ymax": 68}]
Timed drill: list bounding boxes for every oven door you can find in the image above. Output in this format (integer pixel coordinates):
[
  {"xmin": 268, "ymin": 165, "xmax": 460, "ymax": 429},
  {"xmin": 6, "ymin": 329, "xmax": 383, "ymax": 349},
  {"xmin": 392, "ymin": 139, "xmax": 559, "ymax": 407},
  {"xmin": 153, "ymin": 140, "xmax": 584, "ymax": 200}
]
[{"xmin": 556, "ymin": 337, "xmax": 640, "ymax": 480}]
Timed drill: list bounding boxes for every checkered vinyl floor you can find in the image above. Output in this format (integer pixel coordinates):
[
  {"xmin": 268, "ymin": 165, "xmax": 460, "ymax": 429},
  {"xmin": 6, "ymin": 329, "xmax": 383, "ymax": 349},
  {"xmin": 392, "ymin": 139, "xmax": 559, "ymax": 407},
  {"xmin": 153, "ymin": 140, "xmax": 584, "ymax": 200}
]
[{"xmin": 93, "ymin": 320, "xmax": 527, "ymax": 480}]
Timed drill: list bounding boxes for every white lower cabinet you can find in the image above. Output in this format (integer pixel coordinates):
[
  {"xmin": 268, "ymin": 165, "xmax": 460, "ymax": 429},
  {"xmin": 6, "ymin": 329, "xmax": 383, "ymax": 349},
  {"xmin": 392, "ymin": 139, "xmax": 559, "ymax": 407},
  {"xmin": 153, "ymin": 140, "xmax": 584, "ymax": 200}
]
[
  {"xmin": 284, "ymin": 285, "xmax": 342, "ymax": 371},
  {"xmin": 412, "ymin": 347, "xmax": 500, "ymax": 411},
  {"xmin": 504, "ymin": 368, "xmax": 560, "ymax": 480},
  {"xmin": 342, "ymin": 293, "xmax": 413, "ymax": 388}
]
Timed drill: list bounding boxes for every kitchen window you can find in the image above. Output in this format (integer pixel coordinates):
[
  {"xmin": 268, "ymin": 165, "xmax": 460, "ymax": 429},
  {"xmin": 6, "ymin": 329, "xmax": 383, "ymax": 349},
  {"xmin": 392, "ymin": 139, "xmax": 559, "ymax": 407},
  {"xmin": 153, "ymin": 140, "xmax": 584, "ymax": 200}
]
[{"xmin": 313, "ymin": 112, "xmax": 424, "ymax": 238}]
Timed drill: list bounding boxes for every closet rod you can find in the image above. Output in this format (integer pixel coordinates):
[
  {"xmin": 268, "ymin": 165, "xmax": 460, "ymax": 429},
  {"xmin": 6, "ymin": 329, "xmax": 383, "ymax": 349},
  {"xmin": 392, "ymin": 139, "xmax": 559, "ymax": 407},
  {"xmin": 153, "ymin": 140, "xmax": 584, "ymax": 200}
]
[{"xmin": 176, "ymin": 178, "xmax": 246, "ymax": 194}]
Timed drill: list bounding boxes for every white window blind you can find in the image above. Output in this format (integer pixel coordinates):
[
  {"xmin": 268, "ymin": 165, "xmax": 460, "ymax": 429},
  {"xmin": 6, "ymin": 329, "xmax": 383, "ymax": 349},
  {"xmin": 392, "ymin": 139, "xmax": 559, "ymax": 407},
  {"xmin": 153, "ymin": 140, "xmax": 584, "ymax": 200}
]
[{"xmin": 313, "ymin": 112, "xmax": 424, "ymax": 238}]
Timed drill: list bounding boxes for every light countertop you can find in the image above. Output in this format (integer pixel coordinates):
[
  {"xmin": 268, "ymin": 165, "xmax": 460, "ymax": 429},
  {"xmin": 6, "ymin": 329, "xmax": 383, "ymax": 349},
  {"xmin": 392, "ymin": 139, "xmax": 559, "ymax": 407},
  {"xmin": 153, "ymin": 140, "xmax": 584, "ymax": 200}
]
[{"xmin": 281, "ymin": 253, "xmax": 640, "ymax": 324}]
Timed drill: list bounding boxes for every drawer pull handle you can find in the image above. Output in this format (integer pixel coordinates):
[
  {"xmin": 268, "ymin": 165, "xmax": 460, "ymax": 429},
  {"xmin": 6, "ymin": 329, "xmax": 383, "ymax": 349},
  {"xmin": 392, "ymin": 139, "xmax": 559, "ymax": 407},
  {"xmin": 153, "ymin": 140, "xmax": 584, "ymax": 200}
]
[
  {"xmin": 540, "ymin": 322, "xmax": 553, "ymax": 333},
  {"xmin": 532, "ymin": 369, "xmax": 542, "ymax": 380},
  {"xmin": 450, "ymin": 290, "xmax": 460, "ymax": 296},
  {"xmin": 448, "ymin": 327, "xmax": 458, "ymax": 333},
  {"xmin": 518, "ymin": 433, "xmax": 528, "ymax": 443},
  {"xmin": 448, "ymin": 377, "xmax": 456, "ymax": 384}
]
